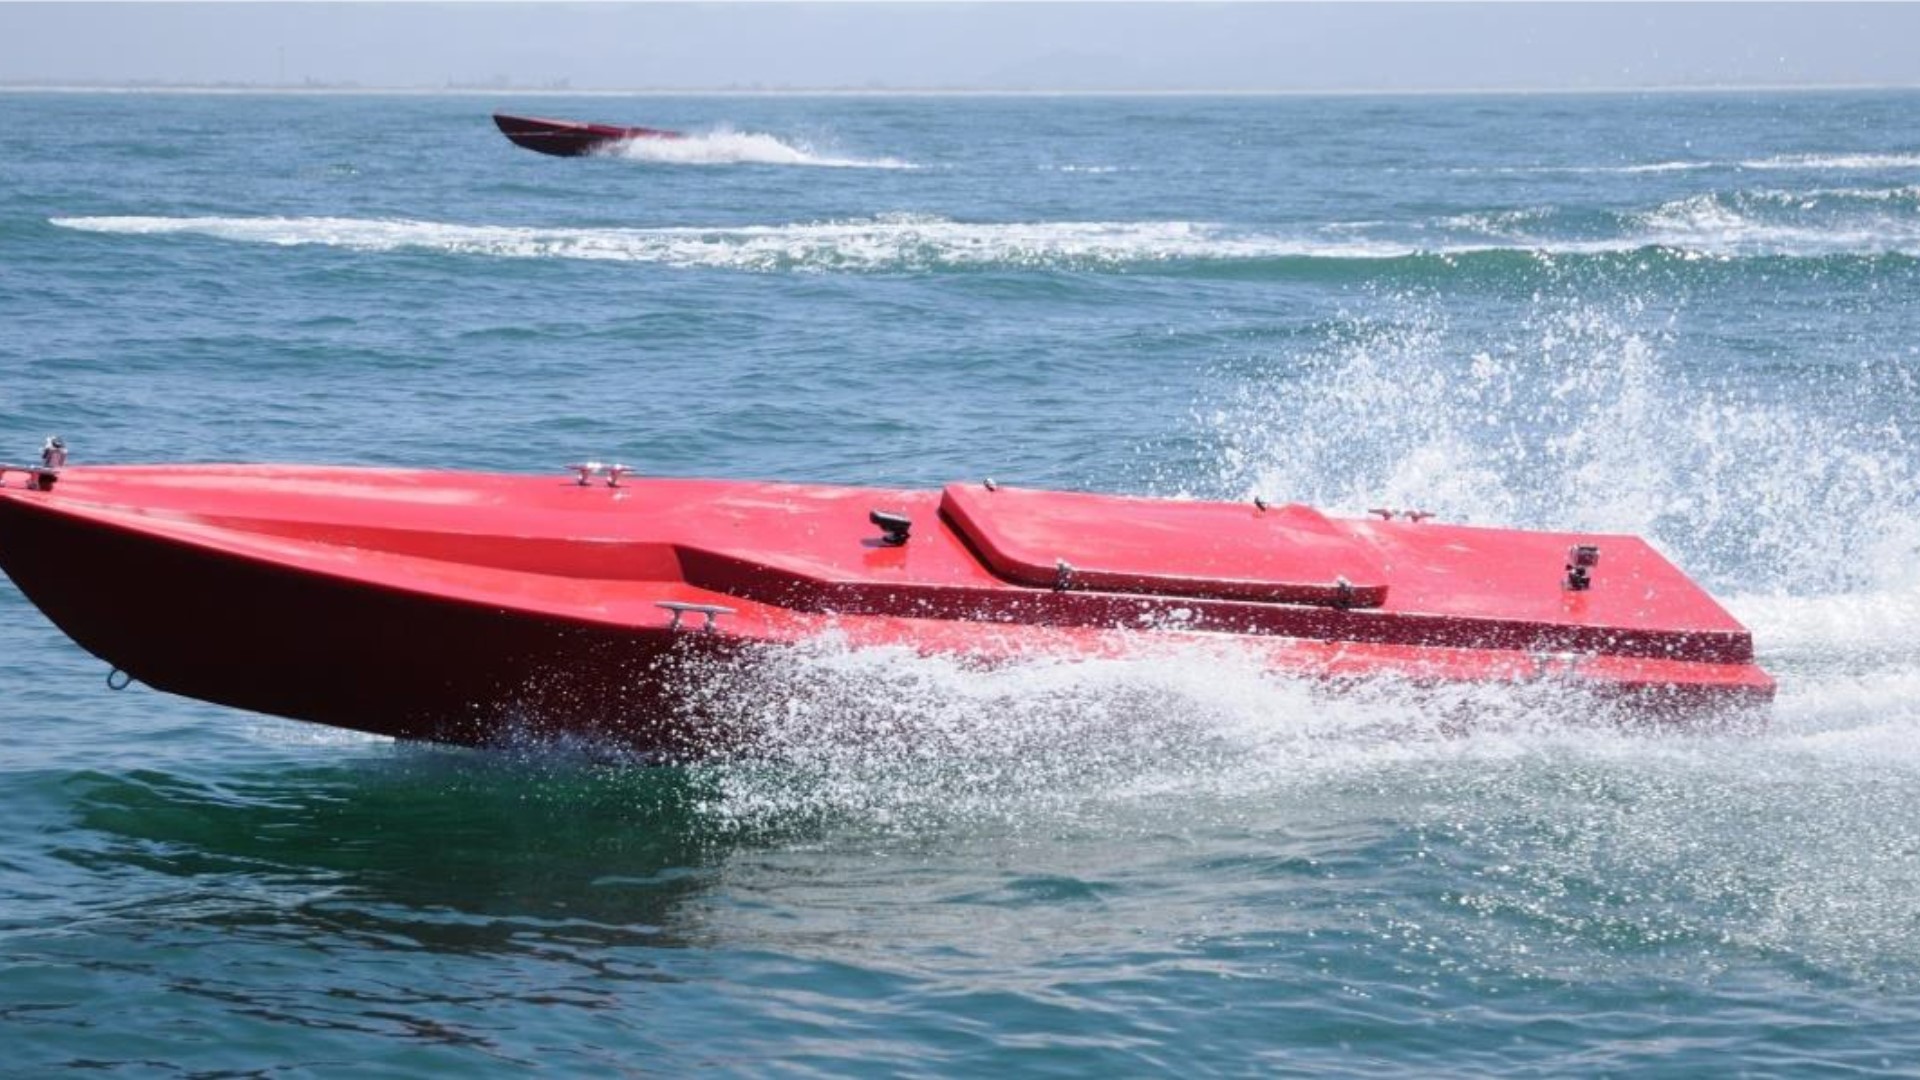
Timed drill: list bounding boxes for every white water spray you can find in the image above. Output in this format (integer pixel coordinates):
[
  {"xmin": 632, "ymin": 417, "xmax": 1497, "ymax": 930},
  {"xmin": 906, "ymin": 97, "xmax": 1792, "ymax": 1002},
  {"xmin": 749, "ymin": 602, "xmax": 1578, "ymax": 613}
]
[{"xmin": 601, "ymin": 126, "xmax": 917, "ymax": 169}]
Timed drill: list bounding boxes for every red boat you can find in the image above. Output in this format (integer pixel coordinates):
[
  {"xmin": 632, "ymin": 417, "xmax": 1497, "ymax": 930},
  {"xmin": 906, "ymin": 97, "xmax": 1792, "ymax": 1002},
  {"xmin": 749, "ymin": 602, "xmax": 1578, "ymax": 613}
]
[
  {"xmin": 492, "ymin": 112, "xmax": 683, "ymax": 157},
  {"xmin": 0, "ymin": 455, "xmax": 1773, "ymax": 752}
]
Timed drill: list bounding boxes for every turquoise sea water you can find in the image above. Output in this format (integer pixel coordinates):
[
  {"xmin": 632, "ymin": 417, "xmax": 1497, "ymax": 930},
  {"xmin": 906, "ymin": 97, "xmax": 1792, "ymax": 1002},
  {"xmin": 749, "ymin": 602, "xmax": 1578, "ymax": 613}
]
[{"xmin": 3, "ymin": 90, "xmax": 1920, "ymax": 1074}]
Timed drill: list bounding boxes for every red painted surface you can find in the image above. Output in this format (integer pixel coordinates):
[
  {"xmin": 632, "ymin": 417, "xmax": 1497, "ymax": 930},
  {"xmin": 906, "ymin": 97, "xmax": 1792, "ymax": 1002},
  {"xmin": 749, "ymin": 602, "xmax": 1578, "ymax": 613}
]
[
  {"xmin": 492, "ymin": 113, "xmax": 684, "ymax": 157},
  {"xmin": 0, "ymin": 465, "xmax": 1775, "ymax": 750},
  {"xmin": 942, "ymin": 483, "xmax": 1391, "ymax": 607}
]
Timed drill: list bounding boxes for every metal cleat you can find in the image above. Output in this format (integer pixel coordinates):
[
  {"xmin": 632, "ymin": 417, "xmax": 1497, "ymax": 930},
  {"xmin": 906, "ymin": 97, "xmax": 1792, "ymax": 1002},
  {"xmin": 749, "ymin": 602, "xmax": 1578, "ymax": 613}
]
[{"xmin": 657, "ymin": 601, "xmax": 736, "ymax": 632}]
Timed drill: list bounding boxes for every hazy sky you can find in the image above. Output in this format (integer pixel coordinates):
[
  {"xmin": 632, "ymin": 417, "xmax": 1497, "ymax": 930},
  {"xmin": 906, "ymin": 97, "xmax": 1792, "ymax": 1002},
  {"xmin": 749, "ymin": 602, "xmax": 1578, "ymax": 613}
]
[{"xmin": 2, "ymin": 3, "xmax": 1917, "ymax": 92}]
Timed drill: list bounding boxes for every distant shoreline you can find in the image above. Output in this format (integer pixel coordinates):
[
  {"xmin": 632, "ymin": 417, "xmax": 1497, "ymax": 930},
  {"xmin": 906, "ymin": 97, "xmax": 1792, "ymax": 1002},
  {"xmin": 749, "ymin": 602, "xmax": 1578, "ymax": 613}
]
[{"xmin": 2, "ymin": 82, "xmax": 1916, "ymax": 98}]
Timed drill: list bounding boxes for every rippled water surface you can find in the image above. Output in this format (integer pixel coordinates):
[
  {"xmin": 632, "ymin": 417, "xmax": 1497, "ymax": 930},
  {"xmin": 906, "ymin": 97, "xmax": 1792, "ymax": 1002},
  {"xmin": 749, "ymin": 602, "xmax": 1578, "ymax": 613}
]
[{"xmin": 3, "ymin": 90, "xmax": 1920, "ymax": 1074}]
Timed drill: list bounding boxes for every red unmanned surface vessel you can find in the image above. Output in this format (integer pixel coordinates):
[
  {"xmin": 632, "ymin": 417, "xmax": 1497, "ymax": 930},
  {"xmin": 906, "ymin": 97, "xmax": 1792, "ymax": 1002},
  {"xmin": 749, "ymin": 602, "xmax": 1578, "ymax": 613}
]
[
  {"xmin": 492, "ymin": 112, "xmax": 683, "ymax": 157},
  {"xmin": 0, "ymin": 443, "xmax": 1773, "ymax": 753}
]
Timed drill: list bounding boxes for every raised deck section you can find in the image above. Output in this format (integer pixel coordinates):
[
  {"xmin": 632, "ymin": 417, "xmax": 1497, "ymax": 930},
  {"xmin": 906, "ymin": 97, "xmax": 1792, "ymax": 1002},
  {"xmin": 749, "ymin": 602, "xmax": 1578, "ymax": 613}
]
[{"xmin": 939, "ymin": 483, "xmax": 1388, "ymax": 608}]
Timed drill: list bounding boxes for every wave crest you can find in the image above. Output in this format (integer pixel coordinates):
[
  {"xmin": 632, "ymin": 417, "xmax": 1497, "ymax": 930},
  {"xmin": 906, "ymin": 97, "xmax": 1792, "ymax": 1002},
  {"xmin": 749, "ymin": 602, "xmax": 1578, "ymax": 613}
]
[
  {"xmin": 50, "ymin": 214, "xmax": 1408, "ymax": 271},
  {"xmin": 1464, "ymin": 152, "xmax": 1920, "ymax": 176},
  {"xmin": 50, "ymin": 197, "xmax": 1920, "ymax": 272}
]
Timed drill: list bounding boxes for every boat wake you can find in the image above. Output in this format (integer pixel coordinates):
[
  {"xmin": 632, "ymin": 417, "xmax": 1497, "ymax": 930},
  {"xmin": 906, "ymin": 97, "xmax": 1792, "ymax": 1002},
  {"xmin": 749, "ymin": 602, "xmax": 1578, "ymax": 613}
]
[
  {"xmin": 545, "ymin": 291, "xmax": 1920, "ymax": 985},
  {"xmin": 526, "ymin": 636, "xmax": 1649, "ymax": 832},
  {"xmin": 601, "ymin": 126, "xmax": 917, "ymax": 169}
]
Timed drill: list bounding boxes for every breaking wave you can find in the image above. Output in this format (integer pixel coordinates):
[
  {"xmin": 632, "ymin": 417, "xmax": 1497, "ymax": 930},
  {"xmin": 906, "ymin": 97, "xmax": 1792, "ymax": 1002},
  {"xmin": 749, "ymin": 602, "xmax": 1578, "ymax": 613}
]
[
  {"xmin": 600, "ymin": 125, "xmax": 917, "ymax": 169},
  {"xmin": 1465, "ymin": 152, "xmax": 1920, "ymax": 176},
  {"xmin": 51, "ymin": 213, "xmax": 1415, "ymax": 271},
  {"xmin": 1626, "ymin": 189, "xmax": 1920, "ymax": 257},
  {"xmin": 48, "ymin": 206, "xmax": 1920, "ymax": 272},
  {"xmin": 47, "ymin": 213, "xmax": 1496, "ymax": 271},
  {"xmin": 1741, "ymin": 152, "xmax": 1920, "ymax": 171}
]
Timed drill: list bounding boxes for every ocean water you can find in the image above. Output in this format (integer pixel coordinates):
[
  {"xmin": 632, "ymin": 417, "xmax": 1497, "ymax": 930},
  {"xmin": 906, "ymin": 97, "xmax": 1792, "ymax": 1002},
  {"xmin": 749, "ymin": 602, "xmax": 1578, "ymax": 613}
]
[{"xmin": 3, "ymin": 89, "xmax": 1920, "ymax": 1074}]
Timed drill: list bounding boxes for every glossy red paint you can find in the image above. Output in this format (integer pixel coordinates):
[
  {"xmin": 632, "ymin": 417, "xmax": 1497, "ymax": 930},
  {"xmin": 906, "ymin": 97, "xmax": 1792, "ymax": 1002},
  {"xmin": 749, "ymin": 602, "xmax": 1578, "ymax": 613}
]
[
  {"xmin": 0, "ymin": 465, "xmax": 1774, "ymax": 750},
  {"xmin": 492, "ymin": 113, "xmax": 684, "ymax": 157}
]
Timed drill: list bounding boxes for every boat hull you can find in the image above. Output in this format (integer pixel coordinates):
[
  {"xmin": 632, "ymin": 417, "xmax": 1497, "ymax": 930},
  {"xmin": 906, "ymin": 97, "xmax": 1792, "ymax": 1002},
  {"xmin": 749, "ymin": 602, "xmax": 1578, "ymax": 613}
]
[
  {"xmin": 0, "ymin": 465, "xmax": 1775, "ymax": 751},
  {"xmin": 492, "ymin": 112, "xmax": 682, "ymax": 157},
  {"xmin": 0, "ymin": 490, "xmax": 730, "ymax": 748}
]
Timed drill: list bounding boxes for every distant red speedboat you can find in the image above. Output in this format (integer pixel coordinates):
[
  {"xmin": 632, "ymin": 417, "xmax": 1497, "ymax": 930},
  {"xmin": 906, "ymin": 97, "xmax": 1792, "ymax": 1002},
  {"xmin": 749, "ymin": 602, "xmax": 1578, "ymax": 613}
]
[
  {"xmin": 492, "ymin": 112, "xmax": 683, "ymax": 157},
  {"xmin": 0, "ymin": 454, "xmax": 1773, "ymax": 752}
]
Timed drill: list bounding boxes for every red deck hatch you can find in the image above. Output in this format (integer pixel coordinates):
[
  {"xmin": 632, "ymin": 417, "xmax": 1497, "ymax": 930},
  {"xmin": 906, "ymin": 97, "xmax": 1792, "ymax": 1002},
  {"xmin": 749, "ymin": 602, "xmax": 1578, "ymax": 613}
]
[{"xmin": 939, "ymin": 483, "xmax": 1388, "ymax": 607}]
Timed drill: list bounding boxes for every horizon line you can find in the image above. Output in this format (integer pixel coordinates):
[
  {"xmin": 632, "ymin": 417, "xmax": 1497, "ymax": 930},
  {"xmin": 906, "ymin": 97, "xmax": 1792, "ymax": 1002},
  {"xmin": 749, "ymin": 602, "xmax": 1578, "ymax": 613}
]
[{"xmin": 4, "ymin": 81, "xmax": 1920, "ymax": 98}]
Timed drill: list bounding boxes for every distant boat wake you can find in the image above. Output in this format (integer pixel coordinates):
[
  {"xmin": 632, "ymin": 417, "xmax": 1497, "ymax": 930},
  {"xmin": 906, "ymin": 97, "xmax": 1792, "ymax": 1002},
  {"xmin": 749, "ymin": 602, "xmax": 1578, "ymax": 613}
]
[{"xmin": 601, "ymin": 126, "xmax": 917, "ymax": 169}]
